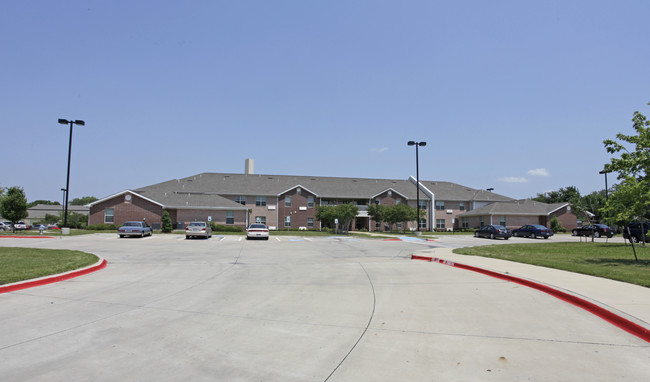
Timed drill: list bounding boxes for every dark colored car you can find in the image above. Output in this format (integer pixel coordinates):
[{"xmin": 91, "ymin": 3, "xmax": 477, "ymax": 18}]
[
  {"xmin": 474, "ymin": 225, "xmax": 512, "ymax": 240},
  {"xmin": 572, "ymin": 224, "xmax": 614, "ymax": 238},
  {"xmin": 512, "ymin": 224, "xmax": 554, "ymax": 239},
  {"xmin": 622, "ymin": 222, "xmax": 650, "ymax": 243},
  {"xmin": 118, "ymin": 221, "xmax": 153, "ymax": 238}
]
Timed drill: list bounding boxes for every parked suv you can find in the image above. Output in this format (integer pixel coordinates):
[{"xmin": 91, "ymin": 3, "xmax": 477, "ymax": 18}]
[{"xmin": 623, "ymin": 222, "xmax": 650, "ymax": 243}]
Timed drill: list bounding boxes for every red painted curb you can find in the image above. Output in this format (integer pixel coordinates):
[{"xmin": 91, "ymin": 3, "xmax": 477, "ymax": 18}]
[
  {"xmin": 383, "ymin": 238, "xmax": 403, "ymax": 241},
  {"xmin": 0, "ymin": 259, "xmax": 107, "ymax": 294},
  {"xmin": 0, "ymin": 236, "xmax": 55, "ymax": 239},
  {"xmin": 411, "ymin": 254, "xmax": 650, "ymax": 343}
]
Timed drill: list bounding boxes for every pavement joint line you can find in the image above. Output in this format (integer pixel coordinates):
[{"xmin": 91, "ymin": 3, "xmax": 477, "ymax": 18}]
[{"xmin": 411, "ymin": 254, "xmax": 650, "ymax": 344}]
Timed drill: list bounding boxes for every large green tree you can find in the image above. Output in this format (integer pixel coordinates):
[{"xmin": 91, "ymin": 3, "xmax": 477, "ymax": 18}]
[
  {"xmin": 315, "ymin": 204, "xmax": 359, "ymax": 233},
  {"xmin": 0, "ymin": 186, "xmax": 28, "ymax": 231},
  {"xmin": 70, "ymin": 196, "xmax": 98, "ymax": 206},
  {"xmin": 603, "ymin": 105, "xmax": 650, "ymax": 224}
]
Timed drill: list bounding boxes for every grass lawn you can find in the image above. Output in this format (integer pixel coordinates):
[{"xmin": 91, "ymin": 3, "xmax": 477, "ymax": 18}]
[
  {"xmin": 453, "ymin": 242, "xmax": 650, "ymax": 288},
  {"xmin": 0, "ymin": 247, "xmax": 99, "ymax": 285}
]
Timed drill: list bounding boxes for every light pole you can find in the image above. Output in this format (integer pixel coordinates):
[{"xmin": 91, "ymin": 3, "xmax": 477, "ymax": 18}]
[
  {"xmin": 407, "ymin": 141, "xmax": 426, "ymax": 231},
  {"xmin": 599, "ymin": 169, "xmax": 610, "ymax": 201},
  {"xmin": 58, "ymin": 119, "xmax": 85, "ymax": 228}
]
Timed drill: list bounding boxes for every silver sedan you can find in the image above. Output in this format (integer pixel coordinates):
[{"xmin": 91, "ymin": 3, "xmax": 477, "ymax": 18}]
[{"xmin": 185, "ymin": 221, "xmax": 212, "ymax": 239}]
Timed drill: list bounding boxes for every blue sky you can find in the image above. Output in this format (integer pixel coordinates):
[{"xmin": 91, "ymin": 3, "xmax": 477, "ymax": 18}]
[{"xmin": 2, "ymin": 0, "xmax": 649, "ymax": 203}]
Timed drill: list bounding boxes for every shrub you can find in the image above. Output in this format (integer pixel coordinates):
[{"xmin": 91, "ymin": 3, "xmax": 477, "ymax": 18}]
[
  {"xmin": 87, "ymin": 224, "xmax": 117, "ymax": 230},
  {"xmin": 161, "ymin": 211, "xmax": 173, "ymax": 233},
  {"xmin": 211, "ymin": 223, "xmax": 243, "ymax": 232},
  {"xmin": 550, "ymin": 216, "xmax": 566, "ymax": 233}
]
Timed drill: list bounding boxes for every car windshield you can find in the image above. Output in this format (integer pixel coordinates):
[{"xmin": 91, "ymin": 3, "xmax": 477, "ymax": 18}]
[
  {"xmin": 249, "ymin": 224, "xmax": 266, "ymax": 229},
  {"xmin": 189, "ymin": 222, "xmax": 205, "ymax": 227},
  {"xmin": 123, "ymin": 222, "xmax": 142, "ymax": 227}
]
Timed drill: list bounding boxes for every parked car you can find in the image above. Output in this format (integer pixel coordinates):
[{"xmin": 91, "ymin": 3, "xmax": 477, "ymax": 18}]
[
  {"xmin": 474, "ymin": 225, "xmax": 511, "ymax": 240},
  {"xmin": 512, "ymin": 224, "xmax": 554, "ymax": 239},
  {"xmin": 622, "ymin": 222, "xmax": 650, "ymax": 243},
  {"xmin": 14, "ymin": 221, "xmax": 27, "ymax": 230},
  {"xmin": 47, "ymin": 224, "xmax": 60, "ymax": 230},
  {"xmin": 118, "ymin": 221, "xmax": 153, "ymax": 238},
  {"xmin": 0, "ymin": 222, "xmax": 12, "ymax": 231},
  {"xmin": 246, "ymin": 223, "xmax": 269, "ymax": 240},
  {"xmin": 185, "ymin": 221, "xmax": 212, "ymax": 239},
  {"xmin": 571, "ymin": 224, "xmax": 614, "ymax": 238}
]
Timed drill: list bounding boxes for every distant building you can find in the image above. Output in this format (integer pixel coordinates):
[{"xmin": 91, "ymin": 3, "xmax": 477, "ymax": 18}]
[
  {"xmin": 27, "ymin": 204, "xmax": 89, "ymax": 225},
  {"xmin": 87, "ymin": 161, "xmax": 580, "ymax": 231}
]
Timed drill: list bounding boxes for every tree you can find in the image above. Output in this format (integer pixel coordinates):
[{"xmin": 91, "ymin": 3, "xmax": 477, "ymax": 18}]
[
  {"xmin": 161, "ymin": 211, "xmax": 173, "ymax": 233},
  {"xmin": 0, "ymin": 187, "xmax": 28, "ymax": 232},
  {"xmin": 393, "ymin": 203, "xmax": 418, "ymax": 233},
  {"xmin": 27, "ymin": 200, "xmax": 60, "ymax": 209},
  {"xmin": 315, "ymin": 204, "xmax": 359, "ymax": 233},
  {"xmin": 603, "ymin": 105, "xmax": 650, "ymax": 225},
  {"xmin": 367, "ymin": 204, "xmax": 387, "ymax": 232},
  {"xmin": 70, "ymin": 196, "xmax": 98, "ymax": 206},
  {"xmin": 533, "ymin": 186, "xmax": 581, "ymax": 204}
]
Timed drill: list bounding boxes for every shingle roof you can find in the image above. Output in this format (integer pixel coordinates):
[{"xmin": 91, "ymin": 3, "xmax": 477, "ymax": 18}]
[
  {"xmin": 129, "ymin": 173, "xmax": 513, "ymax": 204},
  {"xmin": 457, "ymin": 199, "xmax": 568, "ymax": 217}
]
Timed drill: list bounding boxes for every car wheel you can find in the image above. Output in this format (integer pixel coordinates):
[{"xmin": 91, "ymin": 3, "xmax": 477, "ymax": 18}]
[
  {"xmin": 265, "ymin": 237, "xmax": 269, "ymax": 240},
  {"xmin": 474, "ymin": 232, "xmax": 479, "ymax": 237},
  {"xmin": 572, "ymin": 230, "xmax": 578, "ymax": 236},
  {"xmin": 119, "ymin": 235, "xmax": 124, "ymax": 238},
  {"xmin": 531, "ymin": 233, "xmax": 537, "ymax": 239},
  {"xmin": 490, "ymin": 233, "xmax": 495, "ymax": 239},
  {"xmin": 594, "ymin": 231, "xmax": 601, "ymax": 238}
]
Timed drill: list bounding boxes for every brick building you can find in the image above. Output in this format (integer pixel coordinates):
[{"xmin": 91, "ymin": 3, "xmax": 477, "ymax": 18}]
[{"xmin": 87, "ymin": 161, "xmax": 579, "ymax": 231}]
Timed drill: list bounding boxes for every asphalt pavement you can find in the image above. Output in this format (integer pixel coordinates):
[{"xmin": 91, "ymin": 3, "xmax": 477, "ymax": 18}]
[{"xmin": 0, "ymin": 233, "xmax": 648, "ymax": 381}]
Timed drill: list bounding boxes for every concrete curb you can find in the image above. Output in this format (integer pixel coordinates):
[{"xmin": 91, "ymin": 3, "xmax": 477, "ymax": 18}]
[
  {"xmin": 0, "ymin": 258, "xmax": 107, "ymax": 294},
  {"xmin": 411, "ymin": 254, "xmax": 650, "ymax": 344}
]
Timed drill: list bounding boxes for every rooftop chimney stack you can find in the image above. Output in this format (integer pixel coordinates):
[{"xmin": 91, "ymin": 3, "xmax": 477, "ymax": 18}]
[{"xmin": 245, "ymin": 158, "xmax": 254, "ymax": 175}]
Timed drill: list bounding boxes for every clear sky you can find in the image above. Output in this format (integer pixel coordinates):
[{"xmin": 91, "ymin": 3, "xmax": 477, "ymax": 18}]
[{"xmin": 2, "ymin": 0, "xmax": 649, "ymax": 203}]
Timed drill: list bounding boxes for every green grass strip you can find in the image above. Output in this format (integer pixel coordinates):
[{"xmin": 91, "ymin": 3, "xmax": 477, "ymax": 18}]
[
  {"xmin": 0, "ymin": 247, "xmax": 99, "ymax": 285},
  {"xmin": 453, "ymin": 242, "xmax": 650, "ymax": 287}
]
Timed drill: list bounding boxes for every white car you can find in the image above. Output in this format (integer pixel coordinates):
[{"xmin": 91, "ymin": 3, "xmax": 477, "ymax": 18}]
[
  {"xmin": 0, "ymin": 222, "xmax": 12, "ymax": 231},
  {"xmin": 246, "ymin": 223, "xmax": 269, "ymax": 240}
]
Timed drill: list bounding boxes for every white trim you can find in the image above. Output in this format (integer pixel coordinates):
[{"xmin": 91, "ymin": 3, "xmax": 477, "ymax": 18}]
[
  {"xmin": 87, "ymin": 190, "xmax": 164, "ymax": 208},
  {"xmin": 277, "ymin": 184, "xmax": 319, "ymax": 197},
  {"xmin": 371, "ymin": 188, "xmax": 409, "ymax": 200}
]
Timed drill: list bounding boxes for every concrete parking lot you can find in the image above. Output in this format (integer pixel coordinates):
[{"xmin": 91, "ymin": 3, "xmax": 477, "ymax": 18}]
[{"xmin": 0, "ymin": 234, "xmax": 648, "ymax": 381}]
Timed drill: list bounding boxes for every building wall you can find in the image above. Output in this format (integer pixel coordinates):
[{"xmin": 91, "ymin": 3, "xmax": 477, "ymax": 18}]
[
  {"xmin": 278, "ymin": 188, "xmax": 317, "ymax": 229},
  {"xmin": 550, "ymin": 205, "xmax": 579, "ymax": 230},
  {"xmin": 176, "ymin": 209, "xmax": 247, "ymax": 228},
  {"xmin": 88, "ymin": 194, "xmax": 163, "ymax": 226}
]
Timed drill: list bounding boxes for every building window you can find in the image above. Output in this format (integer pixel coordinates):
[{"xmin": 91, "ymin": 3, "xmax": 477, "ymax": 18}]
[
  {"xmin": 235, "ymin": 195, "xmax": 246, "ymax": 205},
  {"xmin": 375, "ymin": 220, "xmax": 381, "ymax": 229},
  {"xmin": 418, "ymin": 200, "xmax": 427, "ymax": 210},
  {"xmin": 256, "ymin": 196, "xmax": 266, "ymax": 206},
  {"xmin": 459, "ymin": 202, "xmax": 465, "ymax": 211},
  {"xmin": 436, "ymin": 219, "xmax": 445, "ymax": 229},
  {"xmin": 308, "ymin": 196, "xmax": 314, "ymax": 208},
  {"xmin": 308, "ymin": 217, "xmax": 314, "ymax": 228},
  {"xmin": 462, "ymin": 217, "xmax": 469, "ymax": 229},
  {"xmin": 396, "ymin": 199, "xmax": 401, "ymax": 205},
  {"xmin": 500, "ymin": 216, "xmax": 506, "ymax": 226},
  {"xmin": 285, "ymin": 196, "xmax": 291, "ymax": 207},
  {"xmin": 577, "ymin": 219, "xmax": 583, "ymax": 227},
  {"xmin": 480, "ymin": 216, "xmax": 484, "ymax": 227},
  {"xmin": 397, "ymin": 222, "xmax": 402, "ymax": 229},
  {"xmin": 285, "ymin": 216, "xmax": 291, "ymax": 227},
  {"xmin": 419, "ymin": 219, "xmax": 426, "ymax": 229},
  {"xmin": 255, "ymin": 216, "xmax": 266, "ymax": 224},
  {"xmin": 436, "ymin": 201, "xmax": 445, "ymax": 210},
  {"xmin": 226, "ymin": 211, "xmax": 234, "ymax": 225},
  {"xmin": 105, "ymin": 208, "xmax": 114, "ymax": 224}
]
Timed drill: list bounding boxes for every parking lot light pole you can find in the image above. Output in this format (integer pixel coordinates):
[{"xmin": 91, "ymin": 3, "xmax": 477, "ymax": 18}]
[
  {"xmin": 407, "ymin": 141, "xmax": 426, "ymax": 231},
  {"xmin": 599, "ymin": 169, "xmax": 610, "ymax": 202},
  {"xmin": 58, "ymin": 119, "xmax": 85, "ymax": 228}
]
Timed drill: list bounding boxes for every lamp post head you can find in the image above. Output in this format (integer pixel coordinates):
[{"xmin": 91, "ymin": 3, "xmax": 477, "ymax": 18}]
[
  {"xmin": 58, "ymin": 119, "xmax": 85, "ymax": 126},
  {"xmin": 58, "ymin": 119, "xmax": 69, "ymax": 125},
  {"xmin": 599, "ymin": 170, "xmax": 610, "ymax": 175},
  {"xmin": 407, "ymin": 141, "xmax": 416, "ymax": 146},
  {"xmin": 74, "ymin": 120, "xmax": 85, "ymax": 126},
  {"xmin": 418, "ymin": 142, "xmax": 427, "ymax": 147}
]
